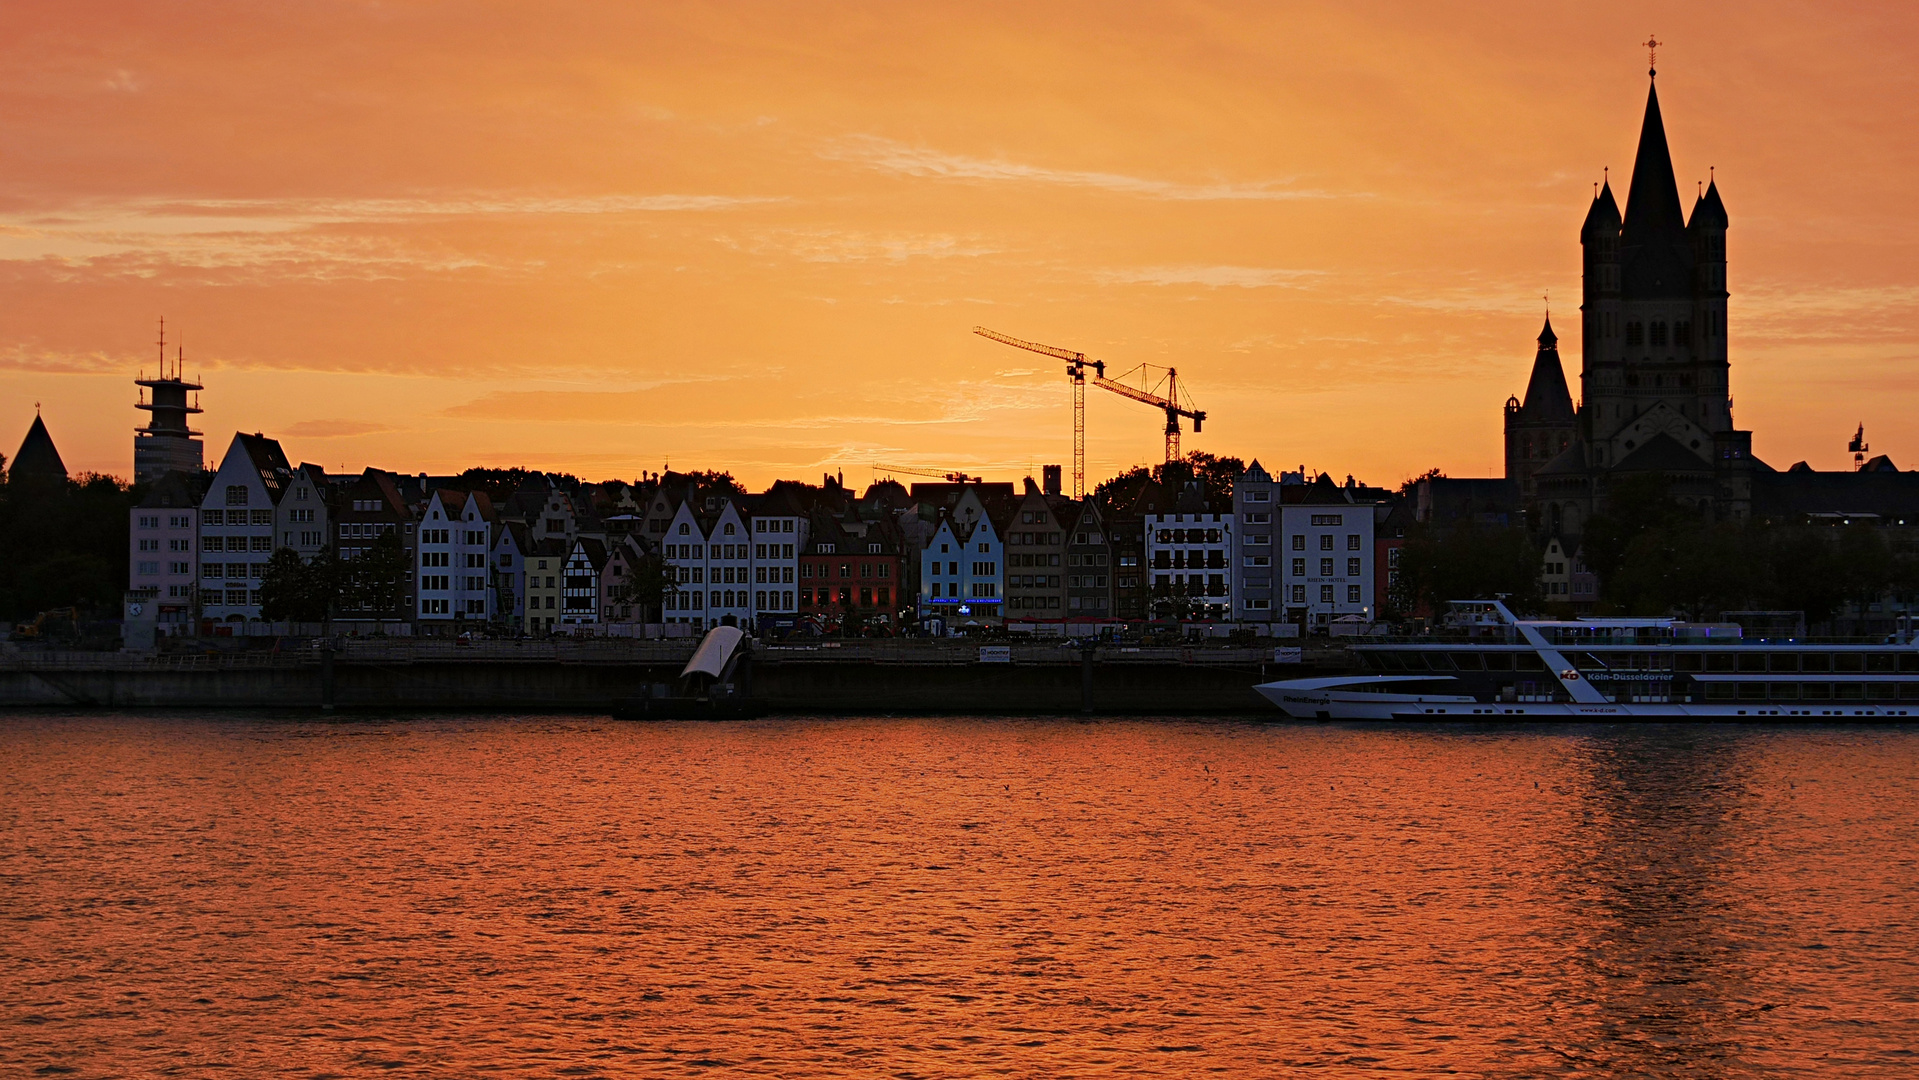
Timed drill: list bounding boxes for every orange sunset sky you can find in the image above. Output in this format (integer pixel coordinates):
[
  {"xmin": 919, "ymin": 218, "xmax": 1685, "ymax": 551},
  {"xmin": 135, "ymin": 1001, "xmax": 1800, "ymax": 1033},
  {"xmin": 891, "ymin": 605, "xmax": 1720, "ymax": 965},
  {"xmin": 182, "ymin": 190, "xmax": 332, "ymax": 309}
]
[{"xmin": 3, "ymin": 2, "xmax": 1916, "ymax": 488}]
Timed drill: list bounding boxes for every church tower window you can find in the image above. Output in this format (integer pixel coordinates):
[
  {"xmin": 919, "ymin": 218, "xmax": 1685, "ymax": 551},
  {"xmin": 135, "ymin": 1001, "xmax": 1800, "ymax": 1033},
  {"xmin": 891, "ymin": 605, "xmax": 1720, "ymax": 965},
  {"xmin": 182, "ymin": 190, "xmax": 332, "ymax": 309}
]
[
  {"xmin": 1674, "ymin": 320, "xmax": 1691, "ymax": 346},
  {"xmin": 1650, "ymin": 322, "xmax": 1668, "ymax": 346},
  {"xmin": 1626, "ymin": 322, "xmax": 1644, "ymax": 346}
]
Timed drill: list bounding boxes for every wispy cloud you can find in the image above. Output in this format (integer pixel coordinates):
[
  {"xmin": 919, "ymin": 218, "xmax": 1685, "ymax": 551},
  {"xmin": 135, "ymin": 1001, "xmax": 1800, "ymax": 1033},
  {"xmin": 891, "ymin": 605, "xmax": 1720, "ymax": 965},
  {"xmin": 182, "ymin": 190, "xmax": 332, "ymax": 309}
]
[
  {"xmin": 282, "ymin": 419, "xmax": 395, "ymax": 439},
  {"xmin": 825, "ymin": 136, "xmax": 1341, "ymax": 202},
  {"xmin": 717, "ymin": 228, "xmax": 999, "ymax": 263},
  {"xmin": 0, "ymin": 192, "xmax": 788, "ymax": 271},
  {"xmin": 1100, "ymin": 264, "xmax": 1325, "ymax": 288},
  {"xmin": 0, "ymin": 345, "xmax": 126, "ymax": 374}
]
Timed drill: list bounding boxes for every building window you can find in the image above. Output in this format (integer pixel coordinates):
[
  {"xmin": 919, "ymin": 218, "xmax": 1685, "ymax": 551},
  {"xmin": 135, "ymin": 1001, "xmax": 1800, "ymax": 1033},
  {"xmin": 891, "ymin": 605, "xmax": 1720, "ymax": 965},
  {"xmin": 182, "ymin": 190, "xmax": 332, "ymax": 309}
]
[
  {"xmin": 1347, "ymin": 534, "xmax": 1361, "ymax": 550},
  {"xmin": 1320, "ymin": 558, "xmax": 1334, "ymax": 576},
  {"xmin": 1291, "ymin": 535, "xmax": 1305, "ymax": 551},
  {"xmin": 1319, "ymin": 535, "xmax": 1334, "ymax": 551},
  {"xmin": 1347, "ymin": 558, "xmax": 1362, "ymax": 576},
  {"xmin": 225, "ymin": 486, "xmax": 248, "ymax": 506},
  {"xmin": 1320, "ymin": 585, "xmax": 1334, "ymax": 604},
  {"xmin": 1291, "ymin": 585, "xmax": 1306, "ymax": 603},
  {"xmin": 202, "ymin": 510, "xmax": 224, "ymax": 526},
  {"xmin": 1626, "ymin": 321, "xmax": 1644, "ymax": 346},
  {"xmin": 1650, "ymin": 321, "xmax": 1667, "ymax": 346},
  {"xmin": 1348, "ymin": 586, "xmax": 1362, "ymax": 603},
  {"xmin": 1292, "ymin": 558, "xmax": 1305, "ymax": 576}
]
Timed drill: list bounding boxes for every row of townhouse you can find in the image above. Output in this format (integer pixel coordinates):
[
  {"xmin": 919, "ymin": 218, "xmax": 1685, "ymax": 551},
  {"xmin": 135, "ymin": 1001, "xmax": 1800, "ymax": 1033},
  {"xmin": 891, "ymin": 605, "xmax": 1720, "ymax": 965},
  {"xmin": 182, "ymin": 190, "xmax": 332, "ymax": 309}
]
[{"xmin": 128, "ymin": 430, "xmax": 1396, "ymax": 641}]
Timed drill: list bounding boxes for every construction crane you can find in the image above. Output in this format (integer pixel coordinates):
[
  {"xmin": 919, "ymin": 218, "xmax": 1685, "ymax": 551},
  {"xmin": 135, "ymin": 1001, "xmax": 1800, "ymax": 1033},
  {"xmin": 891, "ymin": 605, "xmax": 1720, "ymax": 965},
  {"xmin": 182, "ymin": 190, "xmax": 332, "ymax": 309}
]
[
  {"xmin": 872, "ymin": 463, "xmax": 982, "ymax": 484},
  {"xmin": 973, "ymin": 326, "xmax": 1206, "ymax": 494}
]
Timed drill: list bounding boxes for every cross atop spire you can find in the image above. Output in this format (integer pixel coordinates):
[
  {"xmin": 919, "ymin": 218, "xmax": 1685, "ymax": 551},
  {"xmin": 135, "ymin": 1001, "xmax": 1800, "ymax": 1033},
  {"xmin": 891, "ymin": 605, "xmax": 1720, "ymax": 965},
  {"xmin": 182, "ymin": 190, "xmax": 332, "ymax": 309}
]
[{"xmin": 1644, "ymin": 35, "xmax": 1661, "ymax": 77}]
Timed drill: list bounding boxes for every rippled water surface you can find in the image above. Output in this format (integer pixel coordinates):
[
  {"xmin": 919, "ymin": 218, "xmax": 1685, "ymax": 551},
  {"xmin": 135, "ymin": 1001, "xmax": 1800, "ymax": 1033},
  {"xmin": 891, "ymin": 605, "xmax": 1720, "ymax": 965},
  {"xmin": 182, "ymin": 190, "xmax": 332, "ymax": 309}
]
[{"xmin": 4, "ymin": 715, "xmax": 1918, "ymax": 1077}]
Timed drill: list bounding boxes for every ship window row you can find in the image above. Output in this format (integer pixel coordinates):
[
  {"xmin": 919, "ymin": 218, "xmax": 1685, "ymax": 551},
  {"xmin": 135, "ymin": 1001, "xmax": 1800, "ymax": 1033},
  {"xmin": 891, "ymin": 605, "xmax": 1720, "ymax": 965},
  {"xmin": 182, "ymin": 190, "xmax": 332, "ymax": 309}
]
[
  {"xmin": 1677, "ymin": 652, "xmax": 1917, "ymax": 673},
  {"xmin": 1704, "ymin": 683, "xmax": 1919, "ymax": 702},
  {"xmin": 1367, "ymin": 651, "xmax": 1546, "ymax": 672}
]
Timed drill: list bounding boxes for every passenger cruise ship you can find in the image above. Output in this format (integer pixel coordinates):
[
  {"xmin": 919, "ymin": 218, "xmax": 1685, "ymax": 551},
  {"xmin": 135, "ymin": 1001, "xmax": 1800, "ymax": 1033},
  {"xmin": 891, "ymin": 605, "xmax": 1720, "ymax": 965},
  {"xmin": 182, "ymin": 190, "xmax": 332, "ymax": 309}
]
[{"xmin": 1255, "ymin": 601, "xmax": 1919, "ymax": 720}]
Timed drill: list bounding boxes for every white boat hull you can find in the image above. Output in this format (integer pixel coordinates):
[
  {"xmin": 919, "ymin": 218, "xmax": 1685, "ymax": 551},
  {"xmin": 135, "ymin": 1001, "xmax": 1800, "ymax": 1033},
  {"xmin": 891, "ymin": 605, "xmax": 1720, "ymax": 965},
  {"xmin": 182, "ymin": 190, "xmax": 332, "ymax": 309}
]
[{"xmin": 1254, "ymin": 680, "xmax": 1917, "ymax": 721}]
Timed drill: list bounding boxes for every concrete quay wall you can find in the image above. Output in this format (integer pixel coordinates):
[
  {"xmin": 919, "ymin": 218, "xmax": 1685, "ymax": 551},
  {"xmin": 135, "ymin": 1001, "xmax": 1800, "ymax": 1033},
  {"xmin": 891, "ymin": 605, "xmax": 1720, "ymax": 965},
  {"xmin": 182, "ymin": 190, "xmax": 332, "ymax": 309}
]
[{"xmin": 0, "ymin": 657, "xmax": 1289, "ymax": 714}]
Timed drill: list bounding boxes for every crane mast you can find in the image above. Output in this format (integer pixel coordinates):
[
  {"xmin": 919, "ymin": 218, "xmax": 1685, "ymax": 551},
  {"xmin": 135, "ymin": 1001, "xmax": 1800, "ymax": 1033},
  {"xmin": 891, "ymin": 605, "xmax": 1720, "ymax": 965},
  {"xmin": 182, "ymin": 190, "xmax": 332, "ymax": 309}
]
[{"xmin": 973, "ymin": 326, "xmax": 1205, "ymax": 483}]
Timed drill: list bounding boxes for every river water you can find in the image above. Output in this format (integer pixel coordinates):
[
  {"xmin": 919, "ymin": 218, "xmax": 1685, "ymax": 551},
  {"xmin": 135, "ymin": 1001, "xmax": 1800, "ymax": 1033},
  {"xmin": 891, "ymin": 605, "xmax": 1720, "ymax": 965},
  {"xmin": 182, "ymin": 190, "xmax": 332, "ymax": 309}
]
[{"xmin": 2, "ymin": 715, "xmax": 1916, "ymax": 1077}]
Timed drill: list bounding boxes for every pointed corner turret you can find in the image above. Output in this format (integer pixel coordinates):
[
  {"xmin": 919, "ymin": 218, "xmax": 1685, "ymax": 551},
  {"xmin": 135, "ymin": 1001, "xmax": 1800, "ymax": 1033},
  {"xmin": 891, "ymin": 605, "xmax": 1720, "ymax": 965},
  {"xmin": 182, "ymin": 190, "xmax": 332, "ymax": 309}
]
[
  {"xmin": 1581, "ymin": 179, "xmax": 1622, "ymax": 238},
  {"xmin": 1689, "ymin": 176, "xmax": 1728, "ymax": 231}
]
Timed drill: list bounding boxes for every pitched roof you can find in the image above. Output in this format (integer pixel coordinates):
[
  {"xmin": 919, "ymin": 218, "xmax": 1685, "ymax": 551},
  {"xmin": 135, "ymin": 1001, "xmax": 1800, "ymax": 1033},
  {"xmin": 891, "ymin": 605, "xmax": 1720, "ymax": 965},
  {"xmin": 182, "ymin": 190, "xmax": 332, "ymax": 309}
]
[
  {"xmin": 11, "ymin": 414, "xmax": 67, "ymax": 481},
  {"xmin": 1613, "ymin": 432, "xmax": 1712, "ymax": 475},
  {"xmin": 1535, "ymin": 441, "xmax": 1591, "ymax": 477},
  {"xmin": 234, "ymin": 432, "xmax": 294, "ymax": 502},
  {"xmin": 1297, "ymin": 474, "xmax": 1356, "ymax": 505},
  {"xmin": 569, "ymin": 536, "xmax": 608, "ymax": 570},
  {"xmin": 1516, "ymin": 317, "xmax": 1575, "ymax": 422}
]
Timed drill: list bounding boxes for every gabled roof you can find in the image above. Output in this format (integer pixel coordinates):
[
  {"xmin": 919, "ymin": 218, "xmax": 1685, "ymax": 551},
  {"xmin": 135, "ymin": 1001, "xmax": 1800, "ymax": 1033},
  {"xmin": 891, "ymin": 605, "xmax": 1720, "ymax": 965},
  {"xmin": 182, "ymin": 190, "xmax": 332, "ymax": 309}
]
[
  {"xmin": 232, "ymin": 432, "xmax": 294, "ymax": 502},
  {"xmin": 12, "ymin": 414, "xmax": 68, "ymax": 481},
  {"xmin": 1241, "ymin": 459, "xmax": 1273, "ymax": 484},
  {"xmin": 1296, "ymin": 474, "xmax": 1356, "ymax": 505},
  {"xmin": 431, "ymin": 488, "xmax": 497, "ymax": 522},
  {"xmin": 496, "ymin": 520, "xmax": 531, "ymax": 552},
  {"xmin": 1535, "ymin": 441, "xmax": 1591, "ymax": 477},
  {"xmin": 568, "ymin": 536, "xmax": 609, "ymax": 570},
  {"xmin": 1613, "ymin": 432, "xmax": 1712, "ymax": 475}
]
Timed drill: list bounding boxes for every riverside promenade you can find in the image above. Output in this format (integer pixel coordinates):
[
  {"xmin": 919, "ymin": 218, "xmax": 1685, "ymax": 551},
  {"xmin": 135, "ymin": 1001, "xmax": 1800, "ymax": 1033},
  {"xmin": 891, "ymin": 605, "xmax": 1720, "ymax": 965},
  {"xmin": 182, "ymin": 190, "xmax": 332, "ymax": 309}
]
[{"xmin": 0, "ymin": 638, "xmax": 1343, "ymax": 714}]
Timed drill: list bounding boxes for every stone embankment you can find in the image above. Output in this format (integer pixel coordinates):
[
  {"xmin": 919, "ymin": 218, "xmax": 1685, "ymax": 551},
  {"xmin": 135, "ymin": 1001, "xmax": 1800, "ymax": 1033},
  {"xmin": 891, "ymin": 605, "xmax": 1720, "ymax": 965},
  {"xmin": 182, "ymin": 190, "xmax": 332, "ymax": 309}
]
[{"xmin": 0, "ymin": 639, "xmax": 1350, "ymax": 714}]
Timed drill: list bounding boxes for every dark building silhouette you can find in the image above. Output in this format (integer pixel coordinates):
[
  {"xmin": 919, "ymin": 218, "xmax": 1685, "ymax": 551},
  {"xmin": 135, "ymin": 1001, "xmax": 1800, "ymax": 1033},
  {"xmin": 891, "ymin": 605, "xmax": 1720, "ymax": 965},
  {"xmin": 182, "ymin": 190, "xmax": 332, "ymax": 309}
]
[
  {"xmin": 134, "ymin": 324, "xmax": 204, "ymax": 483},
  {"xmin": 10, "ymin": 412, "xmax": 69, "ymax": 486},
  {"xmin": 1506, "ymin": 72, "xmax": 1749, "ymax": 540}
]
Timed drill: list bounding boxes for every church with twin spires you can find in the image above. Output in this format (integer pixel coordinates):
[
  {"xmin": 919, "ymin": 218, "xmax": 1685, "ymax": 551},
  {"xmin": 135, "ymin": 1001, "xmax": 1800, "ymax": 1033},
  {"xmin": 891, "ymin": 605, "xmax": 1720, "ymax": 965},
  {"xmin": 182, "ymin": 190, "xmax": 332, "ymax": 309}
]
[{"xmin": 1503, "ymin": 69, "xmax": 1748, "ymax": 540}]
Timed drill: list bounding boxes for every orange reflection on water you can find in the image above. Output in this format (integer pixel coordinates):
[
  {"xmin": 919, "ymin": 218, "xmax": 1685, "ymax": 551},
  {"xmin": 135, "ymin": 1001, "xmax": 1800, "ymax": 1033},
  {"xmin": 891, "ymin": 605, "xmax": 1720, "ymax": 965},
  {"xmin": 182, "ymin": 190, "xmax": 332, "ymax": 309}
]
[{"xmin": 2, "ymin": 716, "xmax": 1916, "ymax": 1076}]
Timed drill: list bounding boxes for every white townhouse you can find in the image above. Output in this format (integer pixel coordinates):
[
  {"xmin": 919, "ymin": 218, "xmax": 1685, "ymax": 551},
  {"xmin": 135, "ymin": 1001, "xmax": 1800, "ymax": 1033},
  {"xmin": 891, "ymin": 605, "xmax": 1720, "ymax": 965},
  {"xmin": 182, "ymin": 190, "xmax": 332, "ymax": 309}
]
[
  {"xmin": 1278, "ymin": 477, "xmax": 1377, "ymax": 630},
  {"xmin": 659, "ymin": 500, "xmax": 710, "ymax": 629},
  {"xmin": 747, "ymin": 496, "xmax": 806, "ymax": 625},
  {"xmin": 917, "ymin": 487, "xmax": 1004, "ymax": 628},
  {"xmin": 416, "ymin": 489, "xmax": 496, "ymax": 632},
  {"xmin": 1232, "ymin": 460, "xmax": 1278, "ymax": 623},
  {"xmin": 198, "ymin": 432, "xmax": 312, "ymax": 632},
  {"xmin": 698, "ymin": 500, "xmax": 755, "ymax": 629},
  {"xmin": 129, "ymin": 470, "xmax": 204, "ymax": 633},
  {"xmin": 1145, "ymin": 487, "xmax": 1233, "ymax": 622}
]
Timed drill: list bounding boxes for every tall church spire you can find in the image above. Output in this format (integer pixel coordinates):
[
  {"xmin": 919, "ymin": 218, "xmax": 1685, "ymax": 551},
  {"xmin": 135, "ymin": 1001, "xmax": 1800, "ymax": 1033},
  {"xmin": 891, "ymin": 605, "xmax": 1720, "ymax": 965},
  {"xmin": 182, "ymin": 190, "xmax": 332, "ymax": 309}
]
[{"xmin": 1622, "ymin": 80, "xmax": 1686, "ymax": 246}]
